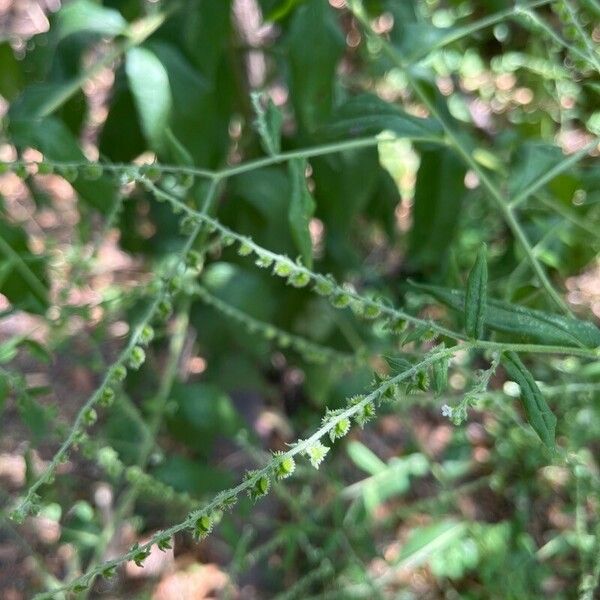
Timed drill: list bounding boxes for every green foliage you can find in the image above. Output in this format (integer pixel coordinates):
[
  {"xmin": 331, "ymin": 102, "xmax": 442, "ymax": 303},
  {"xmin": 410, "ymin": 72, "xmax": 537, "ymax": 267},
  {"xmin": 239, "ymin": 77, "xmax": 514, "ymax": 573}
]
[{"xmin": 0, "ymin": 1, "xmax": 599, "ymax": 599}]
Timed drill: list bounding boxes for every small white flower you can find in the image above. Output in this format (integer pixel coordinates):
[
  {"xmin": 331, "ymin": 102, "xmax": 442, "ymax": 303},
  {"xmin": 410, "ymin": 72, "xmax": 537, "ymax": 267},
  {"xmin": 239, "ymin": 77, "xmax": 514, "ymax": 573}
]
[{"xmin": 441, "ymin": 404, "xmax": 453, "ymax": 418}]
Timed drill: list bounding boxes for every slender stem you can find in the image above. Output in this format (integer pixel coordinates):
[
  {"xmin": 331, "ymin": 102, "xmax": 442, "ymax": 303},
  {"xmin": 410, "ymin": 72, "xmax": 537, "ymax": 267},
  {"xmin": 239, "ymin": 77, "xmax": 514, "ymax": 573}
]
[
  {"xmin": 9, "ymin": 135, "xmax": 435, "ymax": 182},
  {"xmin": 84, "ymin": 301, "xmax": 191, "ymax": 590},
  {"xmin": 214, "ymin": 135, "xmax": 436, "ymax": 179},
  {"xmin": 143, "ymin": 180, "xmax": 600, "ymax": 360},
  {"xmin": 32, "ymin": 345, "xmax": 459, "ymax": 599},
  {"xmin": 192, "ymin": 284, "xmax": 359, "ymax": 366}
]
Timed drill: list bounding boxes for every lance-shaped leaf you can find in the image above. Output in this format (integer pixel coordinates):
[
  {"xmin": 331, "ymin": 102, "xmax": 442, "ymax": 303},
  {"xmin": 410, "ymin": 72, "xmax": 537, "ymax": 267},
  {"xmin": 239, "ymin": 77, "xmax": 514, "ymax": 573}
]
[
  {"xmin": 464, "ymin": 244, "xmax": 487, "ymax": 339},
  {"xmin": 411, "ymin": 282, "xmax": 600, "ymax": 349},
  {"xmin": 126, "ymin": 47, "xmax": 172, "ymax": 151},
  {"xmin": 501, "ymin": 352, "xmax": 556, "ymax": 450},
  {"xmin": 288, "ymin": 158, "xmax": 315, "ymax": 268},
  {"xmin": 251, "ymin": 92, "xmax": 282, "ymax": 156}
]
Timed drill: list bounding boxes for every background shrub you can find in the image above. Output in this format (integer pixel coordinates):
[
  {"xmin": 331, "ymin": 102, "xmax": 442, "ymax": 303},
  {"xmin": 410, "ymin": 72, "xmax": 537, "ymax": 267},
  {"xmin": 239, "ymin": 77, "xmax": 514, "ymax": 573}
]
[{"xmin": 0, "ymin": 0, "xmax": 599, "ymax": 598}]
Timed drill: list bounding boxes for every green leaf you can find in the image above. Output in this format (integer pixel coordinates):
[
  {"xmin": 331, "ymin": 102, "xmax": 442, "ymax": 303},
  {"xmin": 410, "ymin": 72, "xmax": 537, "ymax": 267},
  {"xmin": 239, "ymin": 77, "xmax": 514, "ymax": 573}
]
[
  {"xmin": 167, "ymin": 383, "xmax": 242, "ymax": 455},
  {"xmin": 287, "ymin": 0, "xmax": 344, "ymax": 129},
  {"xmin": 409, "ymin": 148, "xmax": 466, "ymax": 270},
  {"xmin": 411, "ymin": 282, "xmax": 600, "ymax": 349},
  {"xmin": 251, "ymin": 92, "xmax": 283, "ymax": 156},
  {"xmin": 125, "ymin": 47, "xmax": 172, "ymax": 150},
  {"xmin": 288, "ymin": 158, "xmax": 315, "ymax": 268},
  {"xmin": 432, "ymin": 356, "xmax": 449, "ymax": 396},
  {"xmin": 501, "ymin": 352, "xmax": 557, "ymax": 449},
  {"xmin": 0, "ymin": 219, "xmax": 49, "ymax": 314},
  {"xmin": 464, "ymin": 244, "xmax": 487, "ymax": 339},
  {"xmin": 508, "ymin": 142, "xmax": 565, "ymax": 198},
  {"xmin": 152, "ymin": 455, "xmax": 233, "ymax": 496},
  {"xmin": 0, "ymin": 43, "xmax": 24, "ymax": 101},
  {"xmin": 394, "ymin": 521, "xmax": 467, "ymax": 568},
  {"xmin": 346, "ymin": 441, "xmax": 386, "ymax": 476},
  {"xmin": 393, "ymin": 24, "xmax": 455, "ymax": 64},
  {"xmin": 318, "ymin": 94, "xmax": 444, "ymax": 141},
  {"xmin": 56, "ymin": 0, "xmax": 128, "ymax": 40}
]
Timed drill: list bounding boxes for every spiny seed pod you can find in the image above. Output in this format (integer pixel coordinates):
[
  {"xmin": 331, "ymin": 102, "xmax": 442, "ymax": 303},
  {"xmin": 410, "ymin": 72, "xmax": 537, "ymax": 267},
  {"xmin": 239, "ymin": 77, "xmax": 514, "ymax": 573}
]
[
  {"xmin": 82, "ymin": 163, "xmax": 103, "ymax": 180},
  {"xmin": 274, "ymin": 454, "xmax": 296, "ymax": 480},
  {"xmin": 126, "ymin": 466, "xmax": 144, "ymax": 485},
  {"xmin": 247, "ymin": 473, "xmax": 271, "ymax": 501},
  {"xmin": 168, "ymin": 276, "xmax": 183, "ymax": 293},
  {"xmin": 112, "ymin": 365, "xmax": 127, "ymax": 383},
  {"xmin": 128, "ymin": 346, "xmax": 146, "ymax": 370},
  {"xmin": 264, "ymin": 326, "xmax": 278, "ymax": 340},
  {"xmin": 83, "ymin": 408, "xmax": 97, "ymax": 426},
  {"xmin": 186, "ymin": 250, "xmax": 203, "ymax": 270},
  {"xmin": 99, "ymin": 386, "xmax": 115, "ymax": 407},
  {"xmin": 132, "ymin": 546, "xmax": 151, "ymax": 567},
  {"xmin": 331, "ymin": 293, "xmax": 351, "ymax": 309},
  {"xmin": 351, "ymin": 395, "xmax": 375, "ymax": 427},
  {"xmin": 157, "ymin": 298, "xmax": 173, "ymax": 321},
  {"xmin": 465, "ymin": 244, "xmax": 488, "ymax": 339},
  {"xmin": 305, "ymin": 441, "xmax": 329, "ymax": 469},
  {"xmin": 329, "ymin": 417, "xmax": 351, "ymax": 442},
  {"xmin": 139, "ymin": 325, "xmax": 154, "ymax": 346},
  {"xmin": 287, "ymin": 270, "xmax": 311, "ymax": 288},
  {"xmin": 101, "ymin": 566, "xmax": 116, "ymax": 579},
  {"xmin": 157, "ymin": 536, "xmax": 172, "ymax": 551},
  {"xmin": 313, "ymin": 277, "xmax": 335, "ymax": 297},
  {"xmin": 121, "ymin": 167, "xmax": 139, "ymax": 184},
  {"xmin": 273, "ymin": 261, "xmax": 293, "ymax": 277},
  {"xmin": 237, "ymin": 239, "xmax": 254, "ymax": 256},
  {"xmin": 363, "ymin": 303, "xmax": 382, "ymax": 320},
  {"xmin": 220, "ymin": 233, "xmax": 235, "ymax": 247},
  {"xmin": 386, "ymin": 317, "xmax": 407, "ymax": 334},
  {"xmin": 377, "ymin": 381, "xmax": 392, "ymax": 403},
  {"xmin": 255, "ymin": 255, "xmax": 273, "ymax": 268},
  {"xmin": 179, "ymin": 215, "xmax": 197, "ymax": 235},
  {"xmin": 277, "ymin": 334, "xmax": 291, "ymax": 348},
  {"xmin": 73, "ymin": 430, "xmax": 88, "ymax": 447}
]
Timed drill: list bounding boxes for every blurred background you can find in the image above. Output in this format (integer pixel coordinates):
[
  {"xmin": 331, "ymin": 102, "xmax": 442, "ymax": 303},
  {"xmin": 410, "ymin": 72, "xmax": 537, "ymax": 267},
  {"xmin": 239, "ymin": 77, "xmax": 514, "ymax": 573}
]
[{"xmin": 0, "ymin": 0, "xmax": 599, "ymax": 598}]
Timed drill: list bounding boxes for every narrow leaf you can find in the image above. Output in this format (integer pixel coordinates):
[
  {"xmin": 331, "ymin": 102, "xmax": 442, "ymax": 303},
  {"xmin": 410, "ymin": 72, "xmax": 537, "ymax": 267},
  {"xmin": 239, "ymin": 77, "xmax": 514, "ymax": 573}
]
[
  {"xmin": 56, "ymin": 0, "xmax": 127, "ymax": 40},
  {"xmin": 318, "ymin": 94, "xmax": 444, "ymax": 142},
  {"xmin": 464, "ymin": 244, "xmax": 487, "ymax": 339},
  {"xmin": 411, "ymin": 282, "xmax": 600, "ymax": 349},
  {"xmin": 251, "ymin": 92, "xmax": 282, "ymax": 156},
  {"xmin": 288, "ymin": 158, "xmax": 315, "ymax": 268},
  {"xmin": 126, "ymin": 47, "xmax": 172, "ymax": 150},
  {"xmin": 501, "ymin": 352, "xmax": 556, "ymax": 449},
  {"xmin": 409, "ymin": 148, "xmax": 466, "ymax": 270}
]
